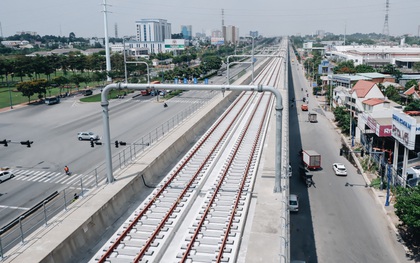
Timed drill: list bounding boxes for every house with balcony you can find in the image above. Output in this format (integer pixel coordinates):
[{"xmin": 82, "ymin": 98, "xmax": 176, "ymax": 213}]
[{"xmin": 347, "ymin": 80, "xmax": 388, "ymax": 139}]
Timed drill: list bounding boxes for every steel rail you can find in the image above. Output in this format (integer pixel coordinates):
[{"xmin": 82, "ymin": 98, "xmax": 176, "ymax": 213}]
[
  {"xmin": 180, "ymin": 92, "xmax": 267, "ymax": 262},
  {"xmin": 131, "ymin": 93, "xmax": 255, "ymax": 262},
  {"xmin": 97, "ymin": 93, "xmax": 253, "ymax": 262},
  {"xmin": 216, "ymin": 94, "xmax": 272, "ymax": 262}
]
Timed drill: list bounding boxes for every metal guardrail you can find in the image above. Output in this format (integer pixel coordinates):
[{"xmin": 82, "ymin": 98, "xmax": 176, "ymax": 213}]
[{"xmin": 0, "ymin": 98, "xmax": 208, "ymax": 258}]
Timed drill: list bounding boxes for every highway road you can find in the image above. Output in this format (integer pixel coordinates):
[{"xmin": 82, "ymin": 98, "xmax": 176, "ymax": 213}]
[
  {"xmin": 0, "ymin": 63, "xmax": 251, "ymax": 231},
  {"xmin": 288, "ymin": 54, "xmax": 410, "ymax": 262}
]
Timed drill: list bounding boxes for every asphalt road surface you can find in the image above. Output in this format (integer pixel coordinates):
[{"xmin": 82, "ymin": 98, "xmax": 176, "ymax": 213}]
[
  {"xmin": 288, "ymin": 56, "xmax": 410, "ymax": 263},
  {"xmin": 0, "ymin": 62, "xmax": 253, "ymax": 231}
]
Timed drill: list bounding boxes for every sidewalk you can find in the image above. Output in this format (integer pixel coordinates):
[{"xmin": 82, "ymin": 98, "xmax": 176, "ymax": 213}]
[{"xmin": 314, "ymin": 94, "xmax": 408, "ymax": 252}]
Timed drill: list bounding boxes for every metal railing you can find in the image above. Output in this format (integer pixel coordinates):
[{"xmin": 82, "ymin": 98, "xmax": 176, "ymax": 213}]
[{"xmin": 0, "ymin": 97, "xmax": 209, "ymax": 258}]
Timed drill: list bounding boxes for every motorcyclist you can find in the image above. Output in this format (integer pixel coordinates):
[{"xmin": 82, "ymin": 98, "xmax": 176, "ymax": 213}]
[
  {"xmin": 164, "ymin": 102, "xmax": 168, "ymax": 108},
  {"xmin": 64, "ymin": 165, "xmax": 70, "ymax": 175}
]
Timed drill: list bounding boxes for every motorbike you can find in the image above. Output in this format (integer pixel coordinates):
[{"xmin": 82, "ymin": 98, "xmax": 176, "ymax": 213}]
[
  {"xmin": 64, "ymin": 166, "xmax": 71, "ymax": 176},
  {"xmin": 164, "ymin": 103, "xmax": 168, "ymax": 108}
]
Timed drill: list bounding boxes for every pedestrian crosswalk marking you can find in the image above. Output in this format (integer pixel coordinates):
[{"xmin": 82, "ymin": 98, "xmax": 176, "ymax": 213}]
[{"xmin": 10, "ymin": 169, "xmax": 105, "ymax": 187}]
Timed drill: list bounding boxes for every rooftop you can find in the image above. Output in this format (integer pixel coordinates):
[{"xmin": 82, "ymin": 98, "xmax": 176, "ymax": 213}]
[{"xmin": 351, "ymin": 80, "xmax": 377, "ymax": 98}]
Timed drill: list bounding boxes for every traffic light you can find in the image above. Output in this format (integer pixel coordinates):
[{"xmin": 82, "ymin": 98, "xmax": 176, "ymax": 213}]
[
  {"xmin": 119, "ymin": 141, "xmax": 127, "ymax": 146},
  {"xmin": 20, "ymin": 140, "xmax": 33, "ymax": 148},
  {"xmin": 361, "ymin": 149, "xmax": 364, "ymax": 157},
  {"xmin": 95, "ymin": 141, "xmax": 102, "ymax": 146},
  {"xmin": 115, "ymin": 140, "xmax": 119, "ymax": 148},
  {"xmin": 340, "ymin": 148, "xmax": 344, "ymax": 156},
  {"xmin": 303, "ymin": 97, "xmax": 306, "ymax": 102},
  {"xmin": 0, "ymin": 139, "xmax": 8, "ymax": 147},
  {"xmin": 90, "ymin": 141, "xmax": 94, "ymax": 147}
]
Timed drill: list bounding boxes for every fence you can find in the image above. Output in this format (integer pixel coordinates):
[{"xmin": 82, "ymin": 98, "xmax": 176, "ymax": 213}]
[{"xmin": 0, "ymin": 97, "xmax": 208, "ymax": 258}]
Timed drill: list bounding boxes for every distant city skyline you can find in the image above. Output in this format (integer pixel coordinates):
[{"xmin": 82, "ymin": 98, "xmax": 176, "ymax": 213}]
[{"xmin": 0, "ymin": 0, "xmax": 419, "ymax": 39}]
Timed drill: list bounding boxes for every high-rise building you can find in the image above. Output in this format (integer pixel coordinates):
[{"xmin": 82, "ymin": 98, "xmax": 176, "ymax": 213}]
[
  {"xmin": 224, "ymin": 25, "xmax": 239, "ymax": 44},
  {"xmin": 135, "ymin": 19, "xmax": 171, "ymax": 42},
  {"xmin": 212, "ymin": 30, "xmax": 222, "ymax": 38},
  {"xmin": 180, "ymin": 25, "xmax": 192, "ymax": 40}
]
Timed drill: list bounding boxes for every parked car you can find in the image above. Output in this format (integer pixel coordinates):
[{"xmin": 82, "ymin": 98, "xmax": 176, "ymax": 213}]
[
  {"xmin": 0, "ymin": 170, "xmax": 14, "ymax": 183},
  {"xmin": 84, "ymin": 90, "xmax": 93, "ymax": 96},
  {"xmin": 332, "ymin": 163, "xmax": 347, "ymax": 176},
  {"xmin": 289, "ymin": 194, "xmax": 299, "ymax": 212},
  {"xmin": 77, "ymin": 132, "xmax": 100, "ymax": 141}
]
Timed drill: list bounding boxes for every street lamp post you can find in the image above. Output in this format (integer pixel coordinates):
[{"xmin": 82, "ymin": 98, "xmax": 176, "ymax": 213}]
[
  {"xmin": 102, "ymin": 0, "xmax": 112, "ymax": 82},
  {"xmin": 251, "ymin": 36, "xmax": 255, "ymax": 84},
  {"xmin": 349, "ymin": 90, "xmax": 354, "ymax": 147},
  {"xmin": 123, "ymin": 38, "xmax": 128, "ymax": 83},
  {"xmin": 385, "ymin": 162, "xmax": 392, "ymax": 206},
  {"xmin": 126, "ymin": 61, "xmax": 150, "ymax": 84},
  {"xmin": 7, "ymin": 74, "xmax": 13, "ymax": 109},
  {"xmin": 329, "ymin": 74, "xmax": 333, "ymax": 111}
]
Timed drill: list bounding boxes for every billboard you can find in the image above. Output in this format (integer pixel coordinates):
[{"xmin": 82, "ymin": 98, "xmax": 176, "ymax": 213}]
[
  {"xmin": 211, "ymin": 37, "xmax": 225, "ymax": 45},
  {"xmin": 164, "ymin": 39, "xmax": 185, "ymax": 50},
  {"xmin": 391, "ymin": 110, "xmax": 416, "ymax": 150}
]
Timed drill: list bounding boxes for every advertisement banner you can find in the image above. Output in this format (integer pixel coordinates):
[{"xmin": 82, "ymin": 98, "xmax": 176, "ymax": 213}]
[
  {"xmin": 211, "ymin": 37, "xmax": 224, "ymax": 45},
  {"xmin": 392, "ymin": 110, "xmax": 416, "ymax": 150},
  {"xmin": 164, "ymin": 39, "xmax": 185, "ymax": 50}
]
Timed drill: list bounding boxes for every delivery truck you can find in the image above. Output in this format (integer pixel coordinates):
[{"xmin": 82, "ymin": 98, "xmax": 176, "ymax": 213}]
[{"xmin": 302, "ymin": 150, "xmax": 321, "ymax": 170}]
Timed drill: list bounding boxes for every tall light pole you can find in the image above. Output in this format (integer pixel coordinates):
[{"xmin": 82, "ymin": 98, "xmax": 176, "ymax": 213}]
[
  {"xmin": 329, "ymin": 74, "xmax": 333, "ymax": 111},
  {"xmin": 251, "ymin": 36, "xmax": 255, "ymax": 84},
  {"xmin": 7, "ymin": 73, "xmax": 13, "ymax": 109},
  {"xmin": 349, "ymin": 90, "xmax": 354, "ymax": 147},
  {"xmin": 127, "ymin": 61, "xmax": 150, "ymax": 84},
  {"xmin": 102, "ymin": 0, "xmax": 112, "ymax": 82},
  {"xmin": 123, "ymin": 38, "xmax": 128, "ymax": 83}
]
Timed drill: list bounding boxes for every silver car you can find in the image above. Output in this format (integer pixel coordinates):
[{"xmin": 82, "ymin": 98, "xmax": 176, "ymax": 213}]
[
  {"xmin": 289, "ymin": 194, "xmax": 299, "ymax": 212},
  {"xmin": 77, "ymin": 132, "xmax": 100, "ymax": 141},
  {"xmin": 0, "ymin": 170, "xmax": 14, "ymax": 183}
]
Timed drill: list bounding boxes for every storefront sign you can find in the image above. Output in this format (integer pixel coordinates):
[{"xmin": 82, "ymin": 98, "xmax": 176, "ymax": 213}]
[{"xmin": 392, "ymin": 111, "xmax": 416, "ymax": 150}]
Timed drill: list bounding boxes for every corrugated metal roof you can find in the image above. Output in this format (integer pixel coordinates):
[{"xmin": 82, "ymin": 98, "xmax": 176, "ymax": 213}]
[{"xmin": 357, "ymin": 72, "xmax": 391, "ymax": 78}]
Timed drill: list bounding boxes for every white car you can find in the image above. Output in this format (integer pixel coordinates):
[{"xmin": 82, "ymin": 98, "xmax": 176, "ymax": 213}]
[
  {"xmin": 0, "ymin": 170, "xmax": 14, "ymax": 183},
  {"xmin": 78, "ymin": 132, "xmax": 100, "ymax": 141},
  {"xmin": 332, "ymin": 163, "xmax": 347, "ymax": 176},
  {"xmin": 289, "ymin": 194, "xmax": 299, "ymax": 212}
]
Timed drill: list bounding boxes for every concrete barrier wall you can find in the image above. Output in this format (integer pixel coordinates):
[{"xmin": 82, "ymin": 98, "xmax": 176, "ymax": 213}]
[{"xmin": 11, "ymin": 58, "xmax": 271, "ymax": 263}]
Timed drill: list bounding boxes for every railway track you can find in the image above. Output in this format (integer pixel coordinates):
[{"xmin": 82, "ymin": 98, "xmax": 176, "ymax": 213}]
[{"xmin": 92, "ymin": 48, "xmax": 286, "ymax": 263}]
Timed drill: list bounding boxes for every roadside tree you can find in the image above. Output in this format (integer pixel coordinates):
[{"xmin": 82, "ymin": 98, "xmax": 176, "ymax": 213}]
[{"xmin": 395, "ymin": 186, "xmax": 420, "ymax": 238}]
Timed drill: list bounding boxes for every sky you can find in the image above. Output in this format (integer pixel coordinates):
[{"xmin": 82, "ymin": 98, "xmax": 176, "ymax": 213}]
[{"xmin": 0, "ymin": 0, "xmax": 419, "ymax": 39}]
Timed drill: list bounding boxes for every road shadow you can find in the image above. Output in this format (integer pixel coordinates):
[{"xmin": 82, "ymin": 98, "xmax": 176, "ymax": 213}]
[{"xmin": 288, "ymin": 59, "xmax": 318, "ymax": 263}]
